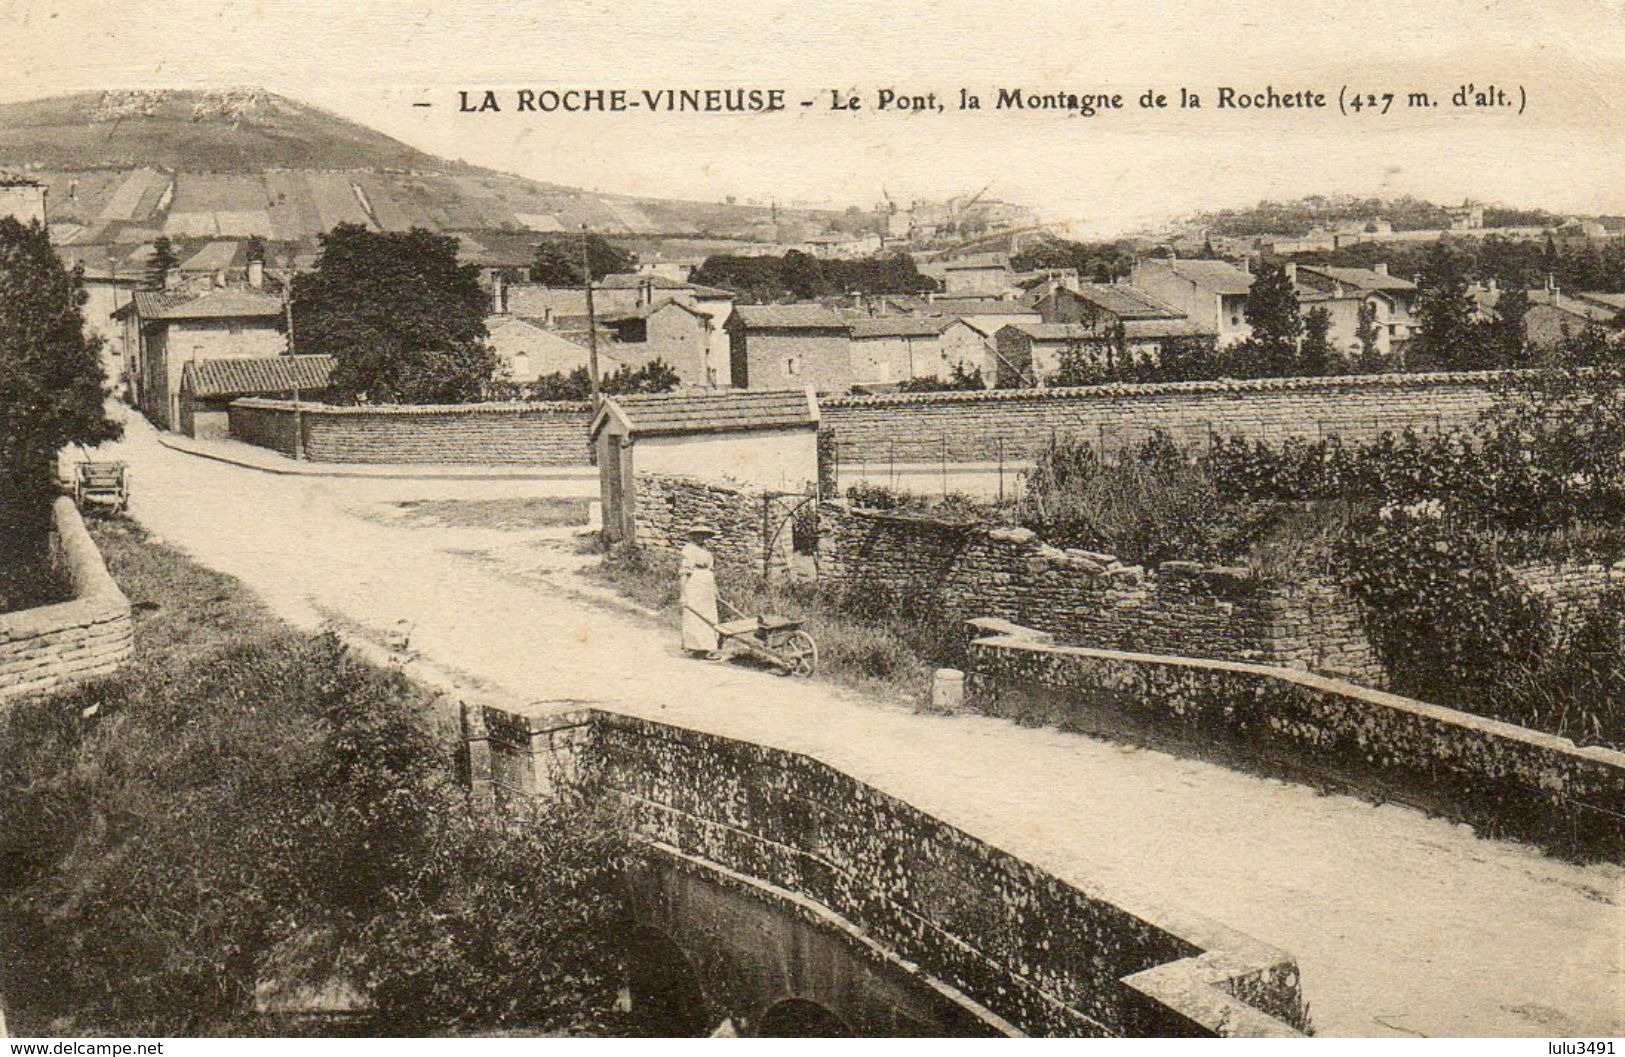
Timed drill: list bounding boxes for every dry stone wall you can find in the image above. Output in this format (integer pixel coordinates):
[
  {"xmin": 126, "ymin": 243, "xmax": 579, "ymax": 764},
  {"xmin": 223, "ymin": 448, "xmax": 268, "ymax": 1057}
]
[
  {"xmin": 229, "ymin": 398, "xmax": 593, "ymax": 465},
  {"xmin": 821, "ymin": 370, "xmax": 1506, "ymax": 464},
  {"xmin": 0, "ymin": 499, "xmax": 133, "ymax": 704},
  {"xmin": 478, "ymin": 704, "xmax": 1307, "ymax": 1037},
  {"xmin": 817, "ymin": 502, "xmax": 1385, "ymax": 684},
  {"xmin": 632, "ymin": 473, "xmax": 797, "ymax": 574},
  {"xmin": 962, "ymin": 622, "xmax": 1625, "ymax": 857}
]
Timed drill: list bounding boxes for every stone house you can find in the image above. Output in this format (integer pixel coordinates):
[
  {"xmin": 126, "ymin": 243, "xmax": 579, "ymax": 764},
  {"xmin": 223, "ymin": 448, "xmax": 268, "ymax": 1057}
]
[
  {"xmin": 114, "ymin": 286, "xmax": 287, "ymax": 429},
  {"xmin": 1293, "ymin": 263, "xmax": 1418, "ymax": 354},
  {"xmin": 597, "ymin": 298, "xmax": 720, "ymax": 387},
  {"xmin": 485, "ymin": 315, "xmax": 599, "ymax": 382},
  {"xmin": 1470, "ymin": 282, "xmax": 1622, "ymax": 351},
  {"xmin": 847, "ymin": 316, "xmax": 948, "ymax": 386},
  {"xmin": 1128, "ymin": 259, "xmax": 1255, "ymax": 347},
  {"xmin": 177, "ymin": 354, "xmax": 335, "ymax": 440},
  {"xmin": 590, "ymin": 388, "xmax": 820, "ymax": 543},
  {"xmin": 942, "ymin": 254, "xmax": 1013, "ymax": 296},
  {"xmin": 55, "ymin": 246, "xmax": 147, "ymax": 388},
  {"xmin": 0, "ymin": 172, "xmax": 47, "ymax": 225},
  {"xmin": 725, "ymin": 304, "xmax": 854, "ymax": 392},
  {"xmin": 993, "ymin": 322, "xmax": 1096, "ymax": 386}
]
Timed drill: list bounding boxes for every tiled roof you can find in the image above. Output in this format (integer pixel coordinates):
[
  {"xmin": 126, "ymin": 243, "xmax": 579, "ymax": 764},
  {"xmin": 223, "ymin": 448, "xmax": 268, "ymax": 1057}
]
[
  {"xmin": 1300, "ymin": 265, "xmax": 1417, "ymax": 293},
  {"xmin": 180, "ymin": 355, "xmax": 335, "ymax": 398},
  {"xmin": 1004, "ymin": 322, "xmax": 1095, "ymax": 341},
  {"xmin": 0, "ymin": 170, "xmax": 41, "ymax": 188},
  {"xmin": 1575, "ymin": 291, "xmax": 1625, "ymax": 312},
  {"xmin": 849, "ymin": 317, "xmax": 949, "ymax": 339},
  {"xmin": 597, "ymin": 273, "xmax": 734, "ymax": 298},
  {"xmin": 1149, "ymin": 259, "xmax": 1255, "ymax": 295},
  {"xmin": 1066, "ymin": 283, "xmax": 1186, "ymax": 320},
  {"xmin": 593, "ymin": 387, "xmax": 818, "ymax": 438},
  {"xmin": 116, "ymin": 287, "xmax": 286, "ymax": 322},
  {"xmin": 729, "ymin": 304, "xmax": 850, "ymax": 330},
  {"xmin": 927, "ymin": 296, "xmax": 1035, "ymax": 314},
  {"xmin": 178, "ymin": 240, "xmax": 244, "ymax": 273}
]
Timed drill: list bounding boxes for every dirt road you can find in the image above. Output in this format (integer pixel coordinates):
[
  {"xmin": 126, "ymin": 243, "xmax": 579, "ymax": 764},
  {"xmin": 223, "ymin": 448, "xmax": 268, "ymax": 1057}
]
[{"xmin": 101, "ymin": 412, "xmax": 1622, "ymax": 1038}]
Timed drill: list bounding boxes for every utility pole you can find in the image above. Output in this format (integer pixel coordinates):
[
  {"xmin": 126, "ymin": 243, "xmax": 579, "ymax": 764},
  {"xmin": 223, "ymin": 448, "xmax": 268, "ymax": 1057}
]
[
  {"xmin": 580, "ymin": 225, "xmax": 601, "ymax": 407},
  {"xmin": 282, "ymin": 251, "xmax": 304, "ymax": 460}
]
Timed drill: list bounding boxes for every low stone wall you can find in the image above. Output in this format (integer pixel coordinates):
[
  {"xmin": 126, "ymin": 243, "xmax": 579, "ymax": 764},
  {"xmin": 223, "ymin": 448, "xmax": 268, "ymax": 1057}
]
[
  {"xmin": 632, "ymin": 473, "xmax": 796, "ymax": 574},
  {"xmin": 821, "ymin": 370, "xmax": 1505, "ymax": 464},
  {"xmin": 228, "ymin": 398, "xmax": 593, "ymax": 465},
  {"xmin": 0, "ymin": 498, "xmax": 133, "ymax": 703},
  {"xmin": 1514, "ymin": 558, "xmax": 1625, "ymax": 625},
  {"xmin": 817, "ymin": 502, "xmax": 1384, "ymax": 684},
  {"xmin": 473, "ymin": 704, "xmax": 1306, "ymax": 1037},
  {"xmin": 962, "ymin": 621, "xmax": 1625, "ymax": 857}
]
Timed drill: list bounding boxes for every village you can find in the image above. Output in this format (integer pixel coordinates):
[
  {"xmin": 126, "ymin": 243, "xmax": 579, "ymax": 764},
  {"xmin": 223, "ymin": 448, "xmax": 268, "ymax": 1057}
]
[{"xmin": 0, "ymin": 83, "xmax": 1622, "ymax": 1042}]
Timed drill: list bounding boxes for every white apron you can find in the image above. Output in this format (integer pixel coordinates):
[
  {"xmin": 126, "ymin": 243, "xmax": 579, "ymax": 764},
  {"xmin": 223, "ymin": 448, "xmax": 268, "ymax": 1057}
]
[{"xmin": 680, "ymin": 542, "xmax": 719, "ymax": 652}]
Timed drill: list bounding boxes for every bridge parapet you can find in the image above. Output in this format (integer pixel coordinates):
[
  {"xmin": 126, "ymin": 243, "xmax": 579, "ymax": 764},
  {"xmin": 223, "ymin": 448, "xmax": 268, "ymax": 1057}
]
[{"xmin": 476, "ymin": 701, "xmax": 1307, "ymax": 1037}]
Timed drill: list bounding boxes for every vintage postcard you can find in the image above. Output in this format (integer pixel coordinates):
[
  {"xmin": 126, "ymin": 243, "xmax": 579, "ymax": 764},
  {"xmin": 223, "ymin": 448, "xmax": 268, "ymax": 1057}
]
[{"xmin": 0, "ymin": 0, "xmax": 1621, "ymax": 1044}]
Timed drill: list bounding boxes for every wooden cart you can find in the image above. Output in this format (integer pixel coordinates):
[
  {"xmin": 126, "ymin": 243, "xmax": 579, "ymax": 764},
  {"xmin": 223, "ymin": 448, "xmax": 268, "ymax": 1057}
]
[
  {"xmin": 73, "ymin": 461, "xmax": 129, "ymax": 513},
  {"xmin": 689, "ymin": 597, "xmax": 818, "ymax": 677}
]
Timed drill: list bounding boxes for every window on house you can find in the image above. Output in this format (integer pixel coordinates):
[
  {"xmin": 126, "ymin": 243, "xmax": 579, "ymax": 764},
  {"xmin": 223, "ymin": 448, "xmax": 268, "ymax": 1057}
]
[{"xmin": 786, "ymin": 357, "xmax": 799, "ymax": 376}]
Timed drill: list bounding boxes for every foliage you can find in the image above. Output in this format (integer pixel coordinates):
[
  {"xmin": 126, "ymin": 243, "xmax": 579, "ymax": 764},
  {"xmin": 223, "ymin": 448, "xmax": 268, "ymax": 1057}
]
[
  {"xmin": 530, "ymin": 233, "xmax": 638, "ymax": 286},
  {"xmin": 690, "ymin": 251, "xmax": 935, "ymax": 301},
  {"xmin": 0, "ymin": 523, "xmax": 627, "ymax": 1035},
  {"xmin": 292, "ymin": 224, "xmax": 497, "ymax": 404},
  {"xmin": 145, "ymin": 236, "xmax": 179, "ymax": 288},
  {"xmin": 525, "ymin": 358, "xmax": 681, "ymax": 401},
  {"xmin": 1336, "ymin": 508, "xmax": 1621, "ymax": 749},
  {"xmin": 1009, "ymin": 237, "xmax": 1137, "ymax": 283},
  {"xmin": 1300, "ymin": 305, "xmax": 1333, "ymax": 376},
  {"xmin": 352, "ymin": 800, "xmax": 629, "ymax": 1034},
  {"xmin": 1411, "ymin": 241, "xmax": 1489, "ymax": 369},
  {"xmin": 1193, "ymin": 194, "xmax": 1457, "ymax": 237},
  {"xmin": 1018, "ymin": 431, "xmax": 1273, "ymax": 565},
  {"xmin": 1243, "ymin": 262, "xmax": 1304, "ymax": 359},
  {"xmin": 0, "ymin": 217, "xmax": 120, "ymax": 552},
  {"xmin": 896, "ymin": 362, "xmax": 985, "ymax": 392}
]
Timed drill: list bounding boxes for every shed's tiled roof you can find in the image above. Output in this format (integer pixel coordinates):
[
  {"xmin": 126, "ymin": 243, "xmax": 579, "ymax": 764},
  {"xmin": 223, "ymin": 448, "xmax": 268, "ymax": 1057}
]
[
  {"xmin": 115, "ymin": 287, "xmax": 285, "ymax": 322},
  {"xmin": 594, "ymin": 388, "xmax": 818, "ymax": 438},
  {"xmin": 178, "ymin": 240, "xmax": 244, "ymax": 273},
  {"xmin": 180, "ymin": 355, "xmax": 335, "ymax": 398},
  {"xmin": 729, "ymin": 304, "xmax": 850, "ymax": 330}
]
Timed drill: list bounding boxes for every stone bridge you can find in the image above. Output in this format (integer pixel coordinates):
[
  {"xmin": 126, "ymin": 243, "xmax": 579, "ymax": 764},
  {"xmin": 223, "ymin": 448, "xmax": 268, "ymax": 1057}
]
[{"xmin": 465, "ymin": 704, "xmax": 1308, "ymax": 1038}]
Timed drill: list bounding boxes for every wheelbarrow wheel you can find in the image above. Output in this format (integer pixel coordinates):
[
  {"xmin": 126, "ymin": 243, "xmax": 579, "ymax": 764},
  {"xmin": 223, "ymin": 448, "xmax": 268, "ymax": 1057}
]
[{"xmin": 782, "ymin": 630, "xmax": 817, "ymax": 677}]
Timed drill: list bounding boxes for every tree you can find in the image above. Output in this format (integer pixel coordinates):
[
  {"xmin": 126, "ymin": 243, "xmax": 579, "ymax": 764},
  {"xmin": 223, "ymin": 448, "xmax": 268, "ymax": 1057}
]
[
  {"xmin": 529, "ymin": 233, "xmax": 637, "ymax": 286},
  {"xmin": 1242, "ymin": 263, "xmax": 1303, "ymax": 374},
  {"xmin": 145, "ymin": 237, "xmax": 179, "ymax": 289},
  {"xmin": 1488, "ymin": 287, "xmax": 1532, "ymax": 366},
  {"xmin": 0, "ymin": 218, "xmax": 120, "ymax": 544},
  {"xmin": 1354, "ymin": 300, "xmax": 1383, "ymax": 369},
  {"xmin": 245, "ymin": 235, "xmax": 267, "ymax": 264},
  {"xmin": 1300, "ymin": 305, "xmax": 1333, "ymax": 376},
  {"xmin": 291, "ymin": 225, "xmax": 497, "ymax": 404},
  {"xmin": 1413, "ymin": 242, "xmax": 1486, "ymax": 370}
]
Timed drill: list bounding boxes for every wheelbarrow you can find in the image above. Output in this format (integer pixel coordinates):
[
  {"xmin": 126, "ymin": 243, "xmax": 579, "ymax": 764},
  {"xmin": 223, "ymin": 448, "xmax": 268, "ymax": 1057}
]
[
  {"xmin": 686, "ymin": 596, "xmax": 818, "ymax": 677},
  {"xmin": 73, "ymin": 459, "xmax": 129, "ymax": 514}
]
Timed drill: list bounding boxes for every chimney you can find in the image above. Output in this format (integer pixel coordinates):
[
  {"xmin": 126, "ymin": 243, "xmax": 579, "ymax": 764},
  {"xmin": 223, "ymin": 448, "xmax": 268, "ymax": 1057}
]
[
  {"xmin": 639, "ymin": 277, "xmax": 654, "ymax": 308},
  {"xmin": 161, "ymin": 266, "xmax": 175, "ymax": 291},
  {"xmin": 248, "ymin": 259, "xmax": 264, "ymax": 289},
  {"xmin": 1373, "ymin": 262, "xmax": 1389, "ymax": 276},
  {"xmin": 1283, "ymin": 262, "xmax": 1298, "ymax": 285},
  {"xmin": 1486, "ymin": 277, "xmax": 1498, "ymax": 295},
  {"xmin": 492, "ymin": 271, "xmax": 508, "ymax": 314}
]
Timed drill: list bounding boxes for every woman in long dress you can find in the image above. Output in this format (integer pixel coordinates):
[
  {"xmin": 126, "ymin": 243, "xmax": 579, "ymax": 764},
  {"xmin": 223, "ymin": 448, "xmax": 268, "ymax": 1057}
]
[{"xmin": 680, "ymin": 525, "xmax": 722, "ymax": 658}]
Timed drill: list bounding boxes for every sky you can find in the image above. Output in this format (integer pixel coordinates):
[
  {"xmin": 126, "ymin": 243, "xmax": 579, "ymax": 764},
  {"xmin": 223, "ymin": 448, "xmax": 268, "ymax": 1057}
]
[{"xmin": 2, "ymin": 0, "xmax": 1623, "ymax": 234}]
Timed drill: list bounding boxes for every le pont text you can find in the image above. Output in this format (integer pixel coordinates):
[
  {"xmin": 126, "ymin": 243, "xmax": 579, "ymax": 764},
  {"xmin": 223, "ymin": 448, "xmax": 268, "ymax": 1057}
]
[{"xmin": 459, "ymin": 89, "xmax": 787, "ymax": 114}]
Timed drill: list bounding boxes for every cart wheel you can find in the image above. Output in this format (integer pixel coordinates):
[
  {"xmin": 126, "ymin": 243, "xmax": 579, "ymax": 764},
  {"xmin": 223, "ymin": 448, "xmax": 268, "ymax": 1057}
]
[{"xmin": 783, "ymin": 630, "xmax": 818, "ymax": 677}]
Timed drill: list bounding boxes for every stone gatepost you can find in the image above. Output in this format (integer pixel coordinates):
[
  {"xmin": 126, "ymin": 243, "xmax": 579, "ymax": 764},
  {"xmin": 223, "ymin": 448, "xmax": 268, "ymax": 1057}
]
[{"xmin": 480, "ymin": 703, "xmax": 600, "ymax": 805}]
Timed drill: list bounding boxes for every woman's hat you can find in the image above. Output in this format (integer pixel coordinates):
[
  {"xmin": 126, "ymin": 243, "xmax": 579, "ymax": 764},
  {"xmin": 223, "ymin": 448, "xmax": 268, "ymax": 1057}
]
[{"xmin": 687, "ymin": 523, "xmax": 719, "ymax": 538}]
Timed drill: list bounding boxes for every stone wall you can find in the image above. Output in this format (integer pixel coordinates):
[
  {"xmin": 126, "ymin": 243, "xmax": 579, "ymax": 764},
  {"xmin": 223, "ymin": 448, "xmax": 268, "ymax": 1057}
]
[
  {"xmin": 632, "ymin": 473, "xmax": 797, "ymax": 574},
  {"xmin": 817, "ymin": 502, "xmax": 1385, "ymax": 684},
  {"xmin": 228, "ymin": 398, "xmax": 593, "ymax": 465},
  {"xmin": 962, "ymin": 621, "xmax": 1625, "ymax": 857},
  {"xmin": 475, "ymin": 704, "xmax": 1306, "ymax": 1037},
  {"xmin": 820, "ymin": 370, "xmax": 1506, "ymax": 465},
  {"xmin": 0, "ymin": 499, "xmax": 133, "ymax": 704},
  {"xmin": 1513, "ymin": 558, "xmax": 1625, "ymax": 625}
]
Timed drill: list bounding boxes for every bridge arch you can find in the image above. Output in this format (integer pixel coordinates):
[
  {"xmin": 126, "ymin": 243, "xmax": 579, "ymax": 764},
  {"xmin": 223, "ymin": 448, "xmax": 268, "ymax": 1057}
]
[
  {"xmin": 625, "ymin": 924, "xmax": 709, "ymax": 1037},
  {"xmin": 757, "ymin": 997, "xmax": 854, "ymax": 1038}
]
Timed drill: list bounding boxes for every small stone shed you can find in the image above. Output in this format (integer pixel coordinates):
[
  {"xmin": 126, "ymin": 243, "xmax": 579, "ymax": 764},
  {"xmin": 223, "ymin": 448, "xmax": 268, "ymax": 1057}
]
[
  {"xmin": 590, "ymin": 388, "xmax": 820, "ymax": 543},
  {"xmin": 178, "ymin": 354, "xmax": 335, "ymax": 440}
]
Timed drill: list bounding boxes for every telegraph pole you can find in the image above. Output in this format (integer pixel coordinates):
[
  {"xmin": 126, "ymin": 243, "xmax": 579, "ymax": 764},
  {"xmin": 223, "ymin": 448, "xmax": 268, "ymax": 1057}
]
[{"xmin": 580, "ymin": 224, "xmax": 601, "ymax": 408}]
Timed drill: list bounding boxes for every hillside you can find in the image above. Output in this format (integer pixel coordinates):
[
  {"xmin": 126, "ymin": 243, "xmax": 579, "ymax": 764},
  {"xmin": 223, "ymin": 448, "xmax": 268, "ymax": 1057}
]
[
  {"xmin": 1191, "ymin": 194, "xmax": 1566, "ymax": 238},
  {"xmin": 0, "ymin": 89, "xmax": 833, "ymax": 245}
]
